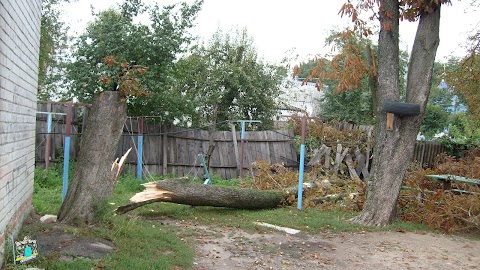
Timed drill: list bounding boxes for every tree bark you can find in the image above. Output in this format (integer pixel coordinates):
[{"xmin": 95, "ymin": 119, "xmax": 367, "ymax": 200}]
[
  {"xmin": 58, "ymin": 91, "xmax": 127, "ymax": 225},
  {"xmin": 115, "ymin": 177, "xmax": 286, "ymax": 214},
  {"xmin": 351, "ymin": 2, "xmax": 440, "ymax": 226}
]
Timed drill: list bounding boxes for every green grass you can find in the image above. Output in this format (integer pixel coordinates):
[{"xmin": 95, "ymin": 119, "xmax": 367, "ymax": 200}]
[
  {"xmin": 5, "ymin": 171, "xmax": 194, "ymax": 270},
  {"xmin": 136, "ymin": 202, "xmax": 432, "ymax": 234},
  {"xmin": 6, "ymin": 168, "xmax": 434, "ymax": 270}
]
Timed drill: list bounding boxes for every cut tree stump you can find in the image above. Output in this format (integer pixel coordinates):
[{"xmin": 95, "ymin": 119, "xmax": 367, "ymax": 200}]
[{"xmin": 116, "ymin": 177, "xmax": 287, "ymax": 214}]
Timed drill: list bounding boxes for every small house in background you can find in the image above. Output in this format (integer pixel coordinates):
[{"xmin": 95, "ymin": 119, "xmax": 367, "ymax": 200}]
[
  {"xmin": 437, "ymin": 79, "xmax": 467, "ymax": 113},
  {"xmin": 275, "ymin": 77, "xmax": 323, "ymax": 127},
  {"xmin": 0, "ymin": 0, "xmax": 42, "ymax": 266}
]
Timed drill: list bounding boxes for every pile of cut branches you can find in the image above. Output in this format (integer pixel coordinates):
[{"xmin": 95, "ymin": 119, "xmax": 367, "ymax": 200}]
[
  {"xmin": 246, "ymin": 160, "xmax": 365, "ymax": 211},
  {"xmin": 399, "ymin": 148, "xmax": 480, "ymax": 233}
]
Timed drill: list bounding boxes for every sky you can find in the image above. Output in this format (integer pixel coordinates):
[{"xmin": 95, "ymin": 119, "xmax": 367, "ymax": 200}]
[{"xmin": 61, "ymin": 0, "xmax": 479, "ymax": 64}]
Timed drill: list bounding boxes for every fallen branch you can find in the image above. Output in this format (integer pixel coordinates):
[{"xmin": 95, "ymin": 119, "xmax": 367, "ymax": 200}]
[
  {"xmin": 116, "ymin": 177, "xmax": 287, "ymax": 214},
  {"xmin": 253, "ymin": 222, "xmax": 300, "ymax": 234}
]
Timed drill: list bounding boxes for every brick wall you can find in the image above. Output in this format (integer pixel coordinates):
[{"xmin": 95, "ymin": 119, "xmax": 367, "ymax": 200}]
[{"xmin": 0, "ymin": 0, "xmax": 42, "ymax": 266}]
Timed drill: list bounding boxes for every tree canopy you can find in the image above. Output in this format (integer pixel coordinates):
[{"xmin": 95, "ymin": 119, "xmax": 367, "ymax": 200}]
[
  {"xmin": 64, "ymin": 0, "xmax": 203, "ymax": 123},
  {"xmin": 38, "ymin": 0, "xmax": 72, "ymax": 100},
  {"xmin": 296, "ymin": 30, "xmax": 408, "ymax": 125},
  {"xmin": 174, "ymin": 28, "xmax": 285, "ymax": 129},
  {"xmin": 447, "ymin": 32, "xmax": 480, "ymax": 128}
]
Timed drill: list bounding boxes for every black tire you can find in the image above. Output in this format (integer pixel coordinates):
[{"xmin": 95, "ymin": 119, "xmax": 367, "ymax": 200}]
[{"xmin": 382, "ymin": 101, "xmax": 420, "ymax": 116}]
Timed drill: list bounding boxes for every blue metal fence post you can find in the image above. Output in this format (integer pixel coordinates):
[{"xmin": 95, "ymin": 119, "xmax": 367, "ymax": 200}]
[
  {"xmin": 62, "ymin": 102, "xmax": 73, "ymax": 202},
  {"xmin": 45, "ymin": 113, "xmax": 53, "ymax": 172},
  {"xmin": 239, "ymin": 121, "xmax": 246, "ymax": 179},
  {"xmin": 297, "ymin": 116, "xmax": 307, "ymax": 211},
  {"xmin": 137, "ymin": 117, "xmax": 144, "ymax": 180},
  {"xmin": 199, "ymin": 153, "xmax": 211, "ymax": 184}
]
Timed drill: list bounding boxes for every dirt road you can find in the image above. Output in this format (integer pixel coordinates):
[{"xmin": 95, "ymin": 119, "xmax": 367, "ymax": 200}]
[{"xmin": 180, "ymin": 221, "xmax": 480, "ymax": 270}]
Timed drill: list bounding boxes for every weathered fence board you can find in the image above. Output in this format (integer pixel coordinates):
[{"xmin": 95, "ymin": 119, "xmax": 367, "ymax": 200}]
[{"xmin": 412, "ymin": 141, "xmax": 446, "ymax": 168}]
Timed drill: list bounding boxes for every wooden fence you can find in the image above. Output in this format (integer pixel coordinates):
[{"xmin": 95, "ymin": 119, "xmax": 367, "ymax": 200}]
[
  {"xmin": 35, "ymin": 103, "xmax": 459, "ymax": 179},
  {"xmin": 116, "ymin": 121, "xmax": 298, "ymax": 179},
  {"xmin": 35, "ymin": 104, "xmax": 298, "ymax": 179},
  {"xmin": 412, "ymin": 141, "xmax": 446, "ymax": 168}
]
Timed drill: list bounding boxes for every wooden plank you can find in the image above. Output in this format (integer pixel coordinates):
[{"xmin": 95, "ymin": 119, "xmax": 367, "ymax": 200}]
[
  {"xmin": 334, "ymin": 144, "xmax": 343, "ymax": 173},
  {"xmin": 218, "ymin": 131, "xmax": 228, "ymax": 178},
  {"xmin": 212, "ymin": 130, "xmax": 224, "ymax": 177},
  {"xmin": 162, "ymin": 125, "xmax": 168, "ymax": 175},
  {"xmin": 225, "ymin": 130, "xmax": 237, "ymax": 178},
  {"xmin": 386, "ymin": 112, "xmax": 394, "ymax": 131},
  {"xmin": 256, "ymin": 131, "xmax": 265, "ymax": 163},
  {"xmin": 186, "ymin": 128, "xmax": 195, "ymax": 168},
  {"xmin": 340, "ymin": 147, "xmax": 349, "ymax": 164},
  {"xmin": 275, "ymin": 131, "xmax": 287, "ymax": 165},
  {"xmin": 420, "ymin": 141, "xmax": 426, "ymax": 167},
  {"xmin": 307, "ymin": 145, "xmax": 326, "ymax": 166},
  {"xmin": 345, "ymin": 154, "xmax": 360, "ymax": 181},
  {"xmin": 354, "ymin": 146, "xmax": 366, "ymax": 177},
  {"xmin": 230, "ymin": 123, "xmax": 240, "ymax": 170},
  {"xmin": 324, "ymin": 146, "xmax": 331, "ymax": 169},
  {"xmin": 276, "ymin": 130, "xmax": 292, "ymax": 165},
  {"xmin": 243, "ymin": 131, "xmax": 252, "ymax": 167},
  {"xmin": 170, "ymin": 127, "xmax": 178, "ymax": 176}
]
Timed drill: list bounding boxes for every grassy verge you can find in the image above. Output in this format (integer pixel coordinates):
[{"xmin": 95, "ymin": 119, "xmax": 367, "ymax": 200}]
[
  {"xmin": 4, "ymin": 169, "xmax": 432, "ymax": 269},
  {"xmin": 4, "ymin": 169, "xmax": 194, "ymax": 270}
]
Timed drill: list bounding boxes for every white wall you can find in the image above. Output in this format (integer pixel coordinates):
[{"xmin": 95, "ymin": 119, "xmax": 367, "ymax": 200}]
[
  {"xmin": 278, "ymin": 78, "xmax": 324, "ymax": 117},
  {"xmin": 0, "ymin": 0, "xmax": 42, "ymax": 266}
]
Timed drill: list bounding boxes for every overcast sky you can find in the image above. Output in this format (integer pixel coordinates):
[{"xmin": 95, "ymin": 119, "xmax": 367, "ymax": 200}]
[{"xmin": 61, "ymin": 0, "xmax": 479, "ymax": 64}]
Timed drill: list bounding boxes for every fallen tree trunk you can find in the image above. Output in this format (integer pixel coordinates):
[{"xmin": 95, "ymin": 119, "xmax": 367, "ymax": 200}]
[{"xmin": 116, "ymin": 177, "xmax": 287, "ymax": 214}]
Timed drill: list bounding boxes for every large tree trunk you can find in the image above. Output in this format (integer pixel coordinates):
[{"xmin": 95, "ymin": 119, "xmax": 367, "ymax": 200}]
[
  {"xmin": 58, "ymin": 91, "xmax": 127, "ymax": 225},
  {"xmin": 351, "ymin": 2, "xmax": 440, "ymax": 226},
  {"xmin": 116, "ymin": 177, "xmax": 286, "ymax": 214}
]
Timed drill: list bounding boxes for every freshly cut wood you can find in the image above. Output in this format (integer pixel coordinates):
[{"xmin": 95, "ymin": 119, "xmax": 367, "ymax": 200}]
[
  {"xmin": 130, "ymin": 182, "xmax": 173, "ymax": 202},
  {"xmin": 116, "ymin": 177, "xmax": 287, "ymax": 214},
  {"xmin": 111, "ymin": 147, "xmax": 132, "ymax": 180}
]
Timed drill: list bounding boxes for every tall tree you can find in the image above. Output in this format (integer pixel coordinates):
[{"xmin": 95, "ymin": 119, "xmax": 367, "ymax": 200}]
[
  {"xmin": 174, "ymin": 28, "xmax": 285, "ymax": 130},
  {"xmin": 307, "ymin": 0, "xmax": 447, "ymax": 226},
  {"xmin": 58, "ymin": 0, "xmax": 202, "ymax": 225},
  {"xmin": 351, "ymin": 0, "xmax": 443, "ymax": 226},
  {"xmin": 39, "ymin": 0, "xmax": 71, "ymax": 100}
]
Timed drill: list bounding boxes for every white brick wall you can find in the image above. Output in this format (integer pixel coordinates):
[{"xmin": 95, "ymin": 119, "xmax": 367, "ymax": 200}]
[{"xmin": 0, "ymin": 0, "xmax": 41, "ymax": 266}]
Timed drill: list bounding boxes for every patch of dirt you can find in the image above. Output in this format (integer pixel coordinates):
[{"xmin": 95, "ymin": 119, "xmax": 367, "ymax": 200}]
[
  {"xmin": 19, "ymin": 213, "xmax": 115, "ymax": 262},
  {"xmin": 160, "ymin": 219, "xmax": 480, "ymax": 270}
]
